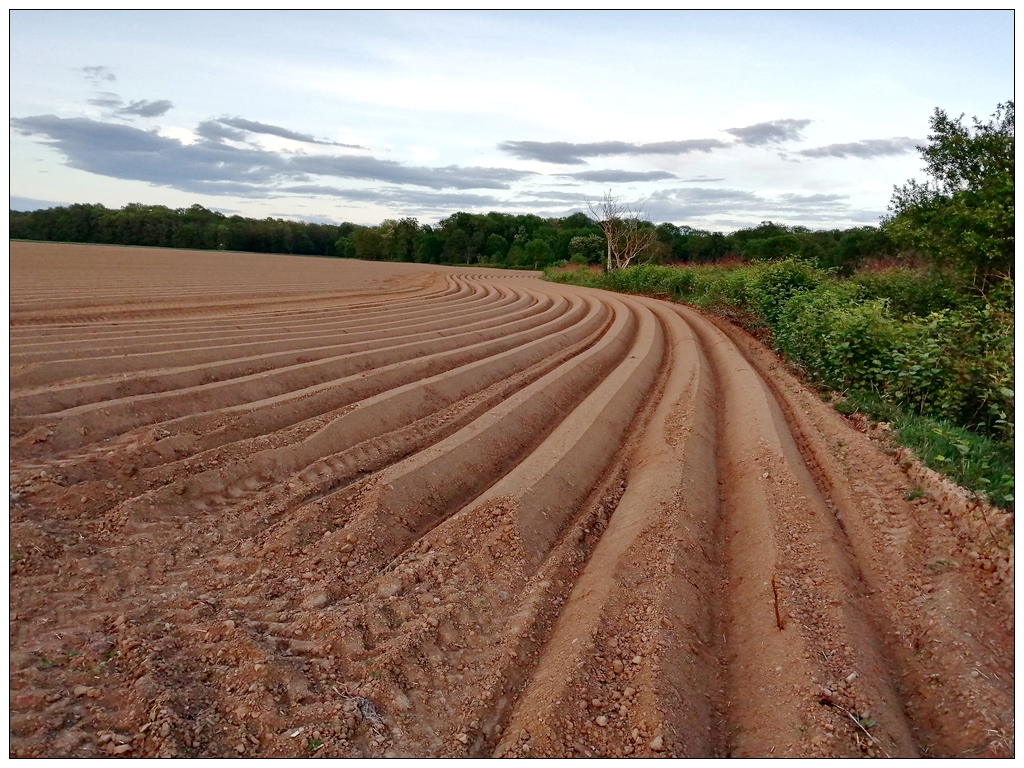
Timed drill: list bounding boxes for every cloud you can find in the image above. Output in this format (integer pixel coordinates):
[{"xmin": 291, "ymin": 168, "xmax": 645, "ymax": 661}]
[
  {"xmin": 10, "ymin": 114, "xmax": 534, "ymax": 195},
  {"xmin": 217, "ymin": 117, "xmax": 364, "ymax": 148},
  {"xmin": 116, "ymin": 99, "xmax": 174, "ymax": 118},
  {"xmin": 724, "ymin": 119, "xmax": 811, "ymax": 146},
  {"xmin": 87, "ymin": 92, "xmax": 124, "ymax": 109},
  {"xmin": 86, "ymin": 93, "xmax": 174, "ymax": 118},
  {"xmin": 497, "ymin": 138, "xmax": 730, "ymax": 164},
  {"xmin": 514, "ymin": 190, "xmax": 586, "ymax": 203},
  {"xmin": 680, "ymin": 175, "xmax": 725, "ymax": 182},
  {"xmin": 798, "ymin": 137, "xmax": 920, "ymax": 159},
  {"xmin": 564, "ymin": 169, "xmax": 678, "ymax": 182},
  {"xmin": 10, "ymin": 195, "xmax": 72, "ymax": 211},
  {"xmin": 195, "ymin": 119, "xmax": 249, "ymax": 143},
  {"xmin": 81, "ymin": 65, "xmax": 116, "ymax": 84},
  {"xmin": 641, "ymin": 185, "xmax": 873, "ymax": 225},
  {"xmin": 283, "ymin": 184, "xmax": 504, "ymax": 210}
]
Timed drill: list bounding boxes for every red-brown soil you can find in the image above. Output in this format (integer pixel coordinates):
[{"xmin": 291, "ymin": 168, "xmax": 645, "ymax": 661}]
[{"xmin": 9, "ymin": 242, "xmax": 1013, "ymax": 758}]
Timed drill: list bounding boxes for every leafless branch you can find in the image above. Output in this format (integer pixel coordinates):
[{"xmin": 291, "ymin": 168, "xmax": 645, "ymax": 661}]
[{"xmin": 585, "ymin": 190, "xmax": 656, "ymax": 271}]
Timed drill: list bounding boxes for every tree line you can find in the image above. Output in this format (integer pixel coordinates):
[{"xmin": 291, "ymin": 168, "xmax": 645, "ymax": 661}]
[
  {"xmin": 9, "ymin": 203, "xmax": 351, "ymax": 257},
  {"xmin": 10, "ymin": 202, "xmax": 902, "ymax": 274}
]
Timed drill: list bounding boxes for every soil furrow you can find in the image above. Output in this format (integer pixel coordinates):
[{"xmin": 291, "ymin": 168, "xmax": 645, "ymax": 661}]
[
  {"xmin": 9, "ymin": 244, "xmax": 1012, "ymax": 759},
  {"xmin": 4, "ymin": 278, "xmax": 507, "ymax": 370},
  {"xmin": 9, "ymin": 285, "xmax": 533, "ymax": 403}
]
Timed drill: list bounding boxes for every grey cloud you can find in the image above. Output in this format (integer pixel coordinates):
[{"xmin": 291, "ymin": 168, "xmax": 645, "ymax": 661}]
[
  {"xmin": 86, "ymin": 93, "xmax": 173, "ymax": 118},
  {"xmin": 117, "ymin": 99, "xmax": 174, "ymax": 118},
  {"xmin": 81, "ymin": 65, "xmax": 116, "ymax": 83},
  {"xmin": 290, "ymin": 154, "xmax": 530, "ymax": 190},
  {"xmin": 497, "ymin": 138, "xmax": 730, "ymax": 165},
  {"xmin": 217, "ymin": 117, "xmax": 365, "ymax": 148},
  {"xmin": 776, "ymin": 192, "xmax": 848, "ymax": 204},
  {"xmin": 798, "ymin": 137, "xmax": 920, "ymax": 159},
  {"xmin": 680, "ymin": 176, "xmax": 725, "ymax": 182},
  {"xmin": 195, "ymin": 120, "xmax": 249, "ymax": 143},
  {"xmin": 10, "ymin": 195, "xmax": 71, "ymax": 212},
  {"xmin": 10, "ymin": 114, "xmax": 532, "ymax": 195},
  {"xmin": 725, "ymin": 119, "xmax": 811, "ymax": 146},
  {"xmin": 268, "ymin": 211, "xmax": 345, "ymax": 225},
  {"xmin": 565, "ymin": 170, "xmax": 677, "ymax": 182},
  {"xmin": 284, "ymin": 184, "xmax": 504, "ymax": 210},
  {"xmin": 514, "ymin": 190, "xmax": 586, "ymax": 203},
  {"xmin": 88, "ymin": 92, "xmax": 123, "ymax": 109},
  {"xmin": 642, "ymin": 185, "xmax": 864, "ymax": 225}
]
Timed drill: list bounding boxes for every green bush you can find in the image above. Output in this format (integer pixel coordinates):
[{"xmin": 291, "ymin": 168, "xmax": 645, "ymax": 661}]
[
  {"xmin": 775, "ymin": 284, "xmax": 901, "ymax": 393},
  {"xmin": 748, "ymin": 259, "xmax": 826, "ymax": 325},
  {"xmin": 849, "ymin": 267, "xmax": 971, "ymax": 316}
]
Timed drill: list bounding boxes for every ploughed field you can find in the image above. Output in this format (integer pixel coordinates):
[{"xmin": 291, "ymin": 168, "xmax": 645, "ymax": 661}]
[{"xmin": 9, "ymin": 242, "xmax": 1013, "ymax": 758}]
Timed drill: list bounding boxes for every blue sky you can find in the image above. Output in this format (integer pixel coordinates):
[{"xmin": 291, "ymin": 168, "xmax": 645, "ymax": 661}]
[{"xmin": 9, "ymin": 10, "xmax": 1014, "ymax": 231}]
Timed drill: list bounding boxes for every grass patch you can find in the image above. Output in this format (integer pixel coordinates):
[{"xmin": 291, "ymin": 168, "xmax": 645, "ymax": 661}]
[{"xmin": 823, "ymin": 391, "xmax": 1011, "ymax": 508}]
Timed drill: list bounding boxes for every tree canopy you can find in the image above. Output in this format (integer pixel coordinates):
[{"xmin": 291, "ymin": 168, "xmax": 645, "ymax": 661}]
[{"xmin": 883, "ymin": 101, "xmax": 1014, "ymax": 290}]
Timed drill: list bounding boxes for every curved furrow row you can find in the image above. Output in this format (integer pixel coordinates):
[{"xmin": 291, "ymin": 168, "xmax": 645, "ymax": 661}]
[
  {"xmin": 9, "ymin": 245, "xmax": 1012, "ymax": 759},
  {"xmin": 10, "ymin": 290, "xmax": 576, "ymax": 450},
  {"xmin": 9, "ymin": 282, "xmax": 529, "ymax": 402},
  {"xmin": 39, "ymin": 292, "xmax": 597, "ymax": 489},
  {"xmin": 7, "ymin": 274, "xmax": 487, "ymax": 362},
  {"xmin": 94, "ymin": 293, "xmax": 610, "ymax": 530},
  {"xmin": 9, "ymin": 275, "xmax": 466, "ymax": 349},
  {"xmin": 8, "ymin": 275, "xmax": 491, "ymax": 365}
]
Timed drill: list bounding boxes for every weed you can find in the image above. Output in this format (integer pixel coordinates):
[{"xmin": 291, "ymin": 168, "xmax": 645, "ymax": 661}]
[
  {"xmin": 904, "ymin": 487, "xmax": 927, "ymax": 501},
  {"xmin": 306, "ymin": 738, "xmax": 323, "ymax": 752}
]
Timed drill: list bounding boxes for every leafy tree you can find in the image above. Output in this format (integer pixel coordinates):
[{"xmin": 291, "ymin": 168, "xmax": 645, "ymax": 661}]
[
  {"xmin": 883, "ymin": 101, "xmax": 1014, "ymax": 290},
  {"xmin": 443, "ymin": 228, "xmax": 472, "ymax": 263},
  {"xmin": 524, "ymin": 238, "xmax": 554, "ymax": 268},
  {"xmin": 335, "ymin": 236, "xmax": 357, "ymax": 258},
  {"xmin": 569, "ymin": 234, "xmax": 605, "ymax": 264},
  {"xmin": 484, "ymin": 233, "xmax": 509, "ymax": 260},
  {"xmin": 380, "ymin": 217, "xmax": 419, "ymax": 261},
  {"xmin": 350, "ymin": 227, "xmax": 387, "ymax": 260}
]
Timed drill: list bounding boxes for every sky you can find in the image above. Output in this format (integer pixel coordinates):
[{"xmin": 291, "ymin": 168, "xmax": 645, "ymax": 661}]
[{"xmin": 9, "ymin": 10, "xmax": 1015, "ymax": 232}]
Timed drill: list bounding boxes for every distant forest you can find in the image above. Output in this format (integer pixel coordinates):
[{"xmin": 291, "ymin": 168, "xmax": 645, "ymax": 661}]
[{"xmin": 10, "ymin": 201, "xmax": 895, "ymax": 273}]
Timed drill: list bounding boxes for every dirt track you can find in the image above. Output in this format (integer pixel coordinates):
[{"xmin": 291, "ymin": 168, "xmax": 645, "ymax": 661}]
[{"xmin": 9, "ymin": 242, "xmax": 1014, "ymax": 758}]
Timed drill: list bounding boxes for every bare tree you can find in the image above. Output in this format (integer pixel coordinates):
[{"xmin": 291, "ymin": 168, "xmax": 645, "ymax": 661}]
[{"xmin": 585, "ymin": 190, "xmax": 658, "ymax": 271}]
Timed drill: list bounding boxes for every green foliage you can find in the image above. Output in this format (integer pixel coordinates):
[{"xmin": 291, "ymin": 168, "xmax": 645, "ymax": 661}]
[
  {"xmin": 484, "ymin": 233, "xmax": 509, "ymax": 259},
  {"xmin": 848, "ymin": 266, "xmax": 969, "ymax": 316},
  {"xmin": 334, "ymin": 236, "xmax": 357, "ymax": 259},
  {"xmin": 10, "ymin": 202, "xmax": 350, "ymax": 256},
  {"xmin": 883, "ymin": 101, "xmax": 1014, "ymax": 288},
  {"xmin": 747, "ymin": 258, "xmax": 826, "ymax": 325},
  {"xmin": 569, "ymin": 233, "xmax": 605, "ymax": 264},
  {"xmin": 524, "ymin": 238, "xmax": 555, "ymax": 267},
  {"xmin": 652, "ymin": 220, "xmax": 896, "ymax": 272}
]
